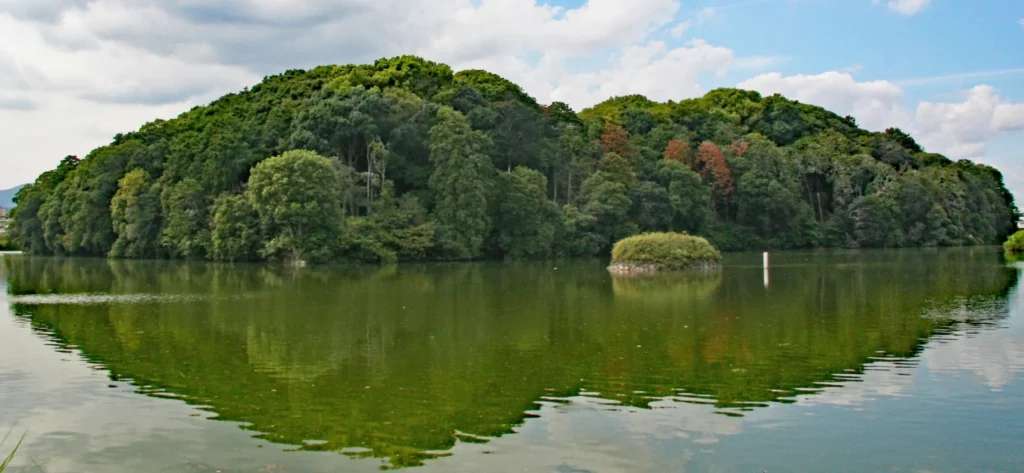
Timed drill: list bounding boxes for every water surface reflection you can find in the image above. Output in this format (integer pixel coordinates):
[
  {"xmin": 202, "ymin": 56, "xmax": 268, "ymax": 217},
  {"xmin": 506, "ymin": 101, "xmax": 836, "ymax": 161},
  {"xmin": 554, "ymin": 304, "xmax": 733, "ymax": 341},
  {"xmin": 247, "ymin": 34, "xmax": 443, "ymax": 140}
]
[{"xmin": 1, "ymin": 249, "xmax": 1022, "ymax": 472}]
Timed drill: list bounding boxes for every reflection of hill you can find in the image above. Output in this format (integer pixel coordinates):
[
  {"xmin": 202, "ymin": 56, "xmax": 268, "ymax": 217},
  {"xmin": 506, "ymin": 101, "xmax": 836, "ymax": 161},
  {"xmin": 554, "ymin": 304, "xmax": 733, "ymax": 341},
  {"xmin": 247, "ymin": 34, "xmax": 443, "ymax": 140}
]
[{"xmin": 3, "ymin": 249, "xmax": 1018, "ymax": 469}]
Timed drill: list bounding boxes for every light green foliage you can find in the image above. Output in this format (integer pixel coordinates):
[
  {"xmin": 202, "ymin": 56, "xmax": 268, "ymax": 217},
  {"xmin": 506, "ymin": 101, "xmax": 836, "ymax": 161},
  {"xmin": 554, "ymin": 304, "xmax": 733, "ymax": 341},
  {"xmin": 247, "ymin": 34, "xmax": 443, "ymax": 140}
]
[
  {"xmin": 110, "ymin": 169, "xmax": 162, "ymax": 258},
  {"xmin": 0, "ymin": 232, "xmax": 15, "ymax": 251},
  {"xmin": 493, "ymin": 167, "xmax": 560, "ymax": 259},
  {"xmin": 211, "ymin": 193, "xmax": 261, "ymax": 262},
  {"xmin": 1003, "ymin": 230, "xmax": 1024, "ymax": 253},
  {"xmin": 611, "ymin": 232, "xmax": 722, "ymax": 269},
  {"xmin": 160, "ymin": 178, "xmax": 210, "ymax": 259},
  {"xmin": 247, "ymin": 150, "xmax": 344, "ymax": 263},
  {"xmin": 428, "ymin": 107, "xmax": 494, "ymax": 259}
]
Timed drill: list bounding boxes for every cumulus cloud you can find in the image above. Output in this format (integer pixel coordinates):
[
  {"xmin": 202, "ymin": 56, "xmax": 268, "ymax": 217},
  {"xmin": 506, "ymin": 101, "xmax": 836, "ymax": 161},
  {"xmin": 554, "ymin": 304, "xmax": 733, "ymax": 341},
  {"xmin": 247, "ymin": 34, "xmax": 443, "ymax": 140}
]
[
  {"xmin": 15, "ymin": 0, "xmax": 681, "ymax": 74},
  {"xmin": 916, "ymin": 85, "xmax": 1024, "ymax": 158},
  {"xmin": 0, "ymin": 13, "xmax": 259, "ymax": 105},
  {"xmin": 737, "ymin": 71, "xmax": 912, "ymax": 131}
]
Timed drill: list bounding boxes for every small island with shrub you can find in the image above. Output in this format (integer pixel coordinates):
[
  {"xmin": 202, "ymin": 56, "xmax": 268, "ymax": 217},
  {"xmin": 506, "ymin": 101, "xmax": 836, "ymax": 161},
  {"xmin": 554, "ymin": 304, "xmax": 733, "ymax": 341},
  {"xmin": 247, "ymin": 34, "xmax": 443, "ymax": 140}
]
[
  {"xmin": 1004, "ymin": 229, "xmax": 1024, "ymax": 256},
  {"xmin": 608, "ymin": 232, "xmax": 722, "ymax": 275}
]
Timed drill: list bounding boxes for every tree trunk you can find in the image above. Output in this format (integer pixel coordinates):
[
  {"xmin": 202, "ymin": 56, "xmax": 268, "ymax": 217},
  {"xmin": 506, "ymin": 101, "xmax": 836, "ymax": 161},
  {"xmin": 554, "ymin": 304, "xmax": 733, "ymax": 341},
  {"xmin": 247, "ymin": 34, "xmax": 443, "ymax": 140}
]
[
  {"xmin": 553, "ymin": 168, "xmax": 559, "ymax": 203},
  {"xmin": 567, "ymin": 170, "xmax": 573, "ymax": 204},
  {"xmin": 817, "ymin": 192, "xmax": 825, "ymax": 222}
]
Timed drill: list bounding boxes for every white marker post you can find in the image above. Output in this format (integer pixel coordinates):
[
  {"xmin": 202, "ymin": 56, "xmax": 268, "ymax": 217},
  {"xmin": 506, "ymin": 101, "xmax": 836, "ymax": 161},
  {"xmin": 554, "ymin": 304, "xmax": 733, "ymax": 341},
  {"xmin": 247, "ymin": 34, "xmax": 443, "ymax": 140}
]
[{"xmin": 763, "ymin": 252, "xmax": 770, "ymax": 288}]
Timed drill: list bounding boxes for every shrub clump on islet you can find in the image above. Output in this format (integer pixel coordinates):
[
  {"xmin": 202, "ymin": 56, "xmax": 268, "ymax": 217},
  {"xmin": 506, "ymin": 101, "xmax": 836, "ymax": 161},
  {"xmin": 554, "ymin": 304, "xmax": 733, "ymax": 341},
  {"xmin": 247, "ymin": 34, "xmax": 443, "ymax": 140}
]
[
  {"xmin": 609, "ymin": 232, "xmax": 722, "ymax": 275},
  {"xmin": 1004, "ymin": 230, "xmax": 1024, "ymax": 254}
]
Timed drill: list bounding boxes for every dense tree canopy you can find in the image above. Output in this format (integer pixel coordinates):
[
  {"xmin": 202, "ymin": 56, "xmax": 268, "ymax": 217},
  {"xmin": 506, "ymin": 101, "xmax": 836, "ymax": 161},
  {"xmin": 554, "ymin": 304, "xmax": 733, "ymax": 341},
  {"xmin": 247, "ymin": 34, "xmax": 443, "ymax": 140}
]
[{"xmin": 9, "ymin": 56, "xmax": 1019, "ymax": 262}]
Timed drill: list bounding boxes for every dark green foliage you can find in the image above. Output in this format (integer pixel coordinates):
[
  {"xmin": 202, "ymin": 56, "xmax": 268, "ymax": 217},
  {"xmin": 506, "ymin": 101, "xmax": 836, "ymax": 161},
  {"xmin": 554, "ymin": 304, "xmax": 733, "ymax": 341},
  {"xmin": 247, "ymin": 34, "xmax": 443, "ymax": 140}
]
[
  {"xmin": 9, "ymin": 56, "xmax": 1017, "ymax": 264},
  {"xmin": 885, "ymin": 127, "xmax": 923, "ymax": 153},
  {"xmin": 492, "ymin": 167, "xmax": 560, "ymax": 259},
  {"xmin": 340, "ymin": 182, "xmax": 435, "ymax": 263},
  {"xmin": 454, "ymin": 70, "xmax": 540, "ymax": 110},
  {"xmin": 578, "ymin": 171, "xmax": 636, "ymax": 250},
  {"xmin": 654, "ymin": 161, "xmax": 711, "ymax": 233},
  {"xmin": 428, "ymin": 107, "xmax": 494, "ymax": 259}
]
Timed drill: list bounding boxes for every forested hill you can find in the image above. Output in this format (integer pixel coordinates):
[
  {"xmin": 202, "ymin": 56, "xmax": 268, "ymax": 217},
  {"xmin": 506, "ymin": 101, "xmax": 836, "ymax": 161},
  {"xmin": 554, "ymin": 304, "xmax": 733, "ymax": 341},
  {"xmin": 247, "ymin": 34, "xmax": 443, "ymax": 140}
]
[{"xmin": 8, "ymin": 56, "xmax": 1018, "ymax": 263}]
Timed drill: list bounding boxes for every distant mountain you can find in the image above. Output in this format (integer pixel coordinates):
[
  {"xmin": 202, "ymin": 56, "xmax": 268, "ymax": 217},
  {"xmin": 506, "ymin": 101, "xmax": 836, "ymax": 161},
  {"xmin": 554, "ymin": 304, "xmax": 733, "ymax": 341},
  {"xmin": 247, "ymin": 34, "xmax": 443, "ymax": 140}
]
[{"xmin": 0, "ymin": 185, "xmax": 26, "ymax": 209}]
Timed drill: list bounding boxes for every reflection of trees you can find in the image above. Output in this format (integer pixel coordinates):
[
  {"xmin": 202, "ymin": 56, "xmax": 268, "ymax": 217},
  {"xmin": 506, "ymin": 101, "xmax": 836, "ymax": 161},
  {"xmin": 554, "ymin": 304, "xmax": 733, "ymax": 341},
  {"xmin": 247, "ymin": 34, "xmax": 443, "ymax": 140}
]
[{"xmin": 3, "ymin": 249, "xmax": 1018, "ymax": 469}]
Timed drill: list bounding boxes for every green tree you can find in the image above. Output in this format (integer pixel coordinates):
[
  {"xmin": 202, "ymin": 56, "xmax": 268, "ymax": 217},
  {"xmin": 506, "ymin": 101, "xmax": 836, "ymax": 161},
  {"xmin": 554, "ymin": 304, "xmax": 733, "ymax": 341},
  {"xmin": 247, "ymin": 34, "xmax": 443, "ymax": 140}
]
[
  {"xmin": 851, "ymin": 193, "xmax": 904, "ymax": 248},
  {"xmin": 210, "ymin": 193, "xmax": 261, "ymax": 262},
  {"xmin": 340, "ymin": 181, "xmax": 435, "ymax": 264},
  {"xmin": 428, "ymin": 107, "xmax": 494, "ymax": 259},
  {"xmin": 110, "ymin": 169, "xmax": 162, "ymax": 258},
  {"xmin": 493, "ymin": 167, "xmax": 560, "ymax": 259},
  {"xmin": 247, "ymin": 150, "xmax": 344, "ymax": 263},
  {"xmin": 160, "ymin": 178, "xmax": 211, "ymax": 259},
  {"xmin": 578, "ymin": 172, "xmax": 635, "ymax": 249},
  {"xmin": 655, "ymin": 160, "xmax": 711, "ymax": 232}
]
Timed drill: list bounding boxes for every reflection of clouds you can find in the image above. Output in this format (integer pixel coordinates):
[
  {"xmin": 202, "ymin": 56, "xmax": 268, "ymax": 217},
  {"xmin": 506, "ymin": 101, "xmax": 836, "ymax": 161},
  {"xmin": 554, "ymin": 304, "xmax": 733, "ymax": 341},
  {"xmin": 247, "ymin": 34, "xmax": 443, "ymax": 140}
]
[
  {"xmin": 0, "ymin": 313, "xmax": 379, "ymax": 473},
  {"xmin": 921, "ymin": 289, "xmax": 1024, "ymax": 391},
  {"xmin": 792, "ymin": 360, "xmax": 918, "ymax": 407},
  {"xmin": 923, "ymin": 330, "xmax": 1024, "ymax": 390},
  {"xmin": 424, "ymin": 395, "xmax": 743, "ymax": 473}
]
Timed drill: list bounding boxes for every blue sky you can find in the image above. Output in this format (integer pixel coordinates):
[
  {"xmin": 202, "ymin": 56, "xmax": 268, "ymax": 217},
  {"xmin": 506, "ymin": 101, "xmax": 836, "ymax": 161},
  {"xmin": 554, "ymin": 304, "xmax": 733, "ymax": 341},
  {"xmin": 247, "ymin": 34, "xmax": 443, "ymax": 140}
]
[
  {"xmin": 691, "ymin": 0, "xmax": 1023, "ymax": 96},
  {"xmin": 0, "ymin": 0, "xmax": 1022, "ymax": 200}
]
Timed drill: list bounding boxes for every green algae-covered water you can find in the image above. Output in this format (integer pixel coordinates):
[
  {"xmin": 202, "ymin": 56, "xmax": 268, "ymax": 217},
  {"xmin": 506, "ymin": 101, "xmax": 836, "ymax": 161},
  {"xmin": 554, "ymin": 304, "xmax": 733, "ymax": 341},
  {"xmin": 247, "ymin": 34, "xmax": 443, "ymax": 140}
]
[{"xmin": 2, "ymin": 248, "xmax": 1023, "ymax": 472}]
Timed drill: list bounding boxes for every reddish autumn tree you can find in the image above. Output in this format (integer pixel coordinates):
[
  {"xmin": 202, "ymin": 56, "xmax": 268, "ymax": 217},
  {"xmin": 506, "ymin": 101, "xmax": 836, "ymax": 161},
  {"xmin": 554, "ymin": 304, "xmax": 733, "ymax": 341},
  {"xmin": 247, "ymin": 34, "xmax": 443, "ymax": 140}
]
[
  {"xmin": 601, "ymin": 123, "xmax": 630, "ymax": 156},
  {"xmin": 695, "ymin": 141, "xmax": 735, "ymax": 212},
  {"xmin": 663, "ymin": 139, "xmax": 691, "ymax": 166},
  {"xmin": 729, "ymin": 140, "xmax": 750, "ymax": 158}
]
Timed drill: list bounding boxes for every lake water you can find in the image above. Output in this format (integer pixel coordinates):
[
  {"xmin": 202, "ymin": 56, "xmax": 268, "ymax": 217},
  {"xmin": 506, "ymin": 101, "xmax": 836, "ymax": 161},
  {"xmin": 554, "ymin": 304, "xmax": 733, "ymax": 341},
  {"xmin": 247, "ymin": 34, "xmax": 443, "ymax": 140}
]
[{"xmin": 2, "ymin": 249, "xmax": 1023, "ymax": 473}]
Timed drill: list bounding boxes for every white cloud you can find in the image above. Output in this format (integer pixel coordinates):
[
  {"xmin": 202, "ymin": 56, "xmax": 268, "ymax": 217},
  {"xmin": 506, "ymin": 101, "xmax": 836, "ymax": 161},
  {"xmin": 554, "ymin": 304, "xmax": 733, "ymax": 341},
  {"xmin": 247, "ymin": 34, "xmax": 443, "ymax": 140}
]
[
  {"xmin": 737, "ymin": 71, "xmax": 913, "ymax": 131},
  {"xmin": 885, "ymin": 0, "xmax": 932, "ymax": 15},
  {"xmin": 696, "ymin": 7, "xmax": 716, "ymax": 25},
  {"xmin": 915, "ymin": 85, "xmax": 1024, "ymax": 158},
  {"xmin": 670, "ymin": 21, "xmax": 691, "ymax": 39},
  {"xmin": 1018, "ymin": 17, "xmax": 1023, "ymax": 27}
]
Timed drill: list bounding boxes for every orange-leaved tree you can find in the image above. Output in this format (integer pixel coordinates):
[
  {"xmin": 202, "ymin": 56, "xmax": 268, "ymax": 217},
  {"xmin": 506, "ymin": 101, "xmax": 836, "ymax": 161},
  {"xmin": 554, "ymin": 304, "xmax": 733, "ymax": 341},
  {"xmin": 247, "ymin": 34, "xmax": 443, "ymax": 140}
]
[{"xmin": 663, "ymin": 139, "xmax": 692, "ymax": 166}]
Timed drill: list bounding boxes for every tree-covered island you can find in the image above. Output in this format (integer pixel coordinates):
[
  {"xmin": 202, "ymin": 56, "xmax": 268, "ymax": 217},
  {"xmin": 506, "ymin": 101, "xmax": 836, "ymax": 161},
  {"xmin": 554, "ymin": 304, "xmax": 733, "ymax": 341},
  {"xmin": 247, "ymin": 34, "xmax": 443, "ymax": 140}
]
[{"xmin": 8, "ymin": 56, "xmax": 1019, "ymax": 264}]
